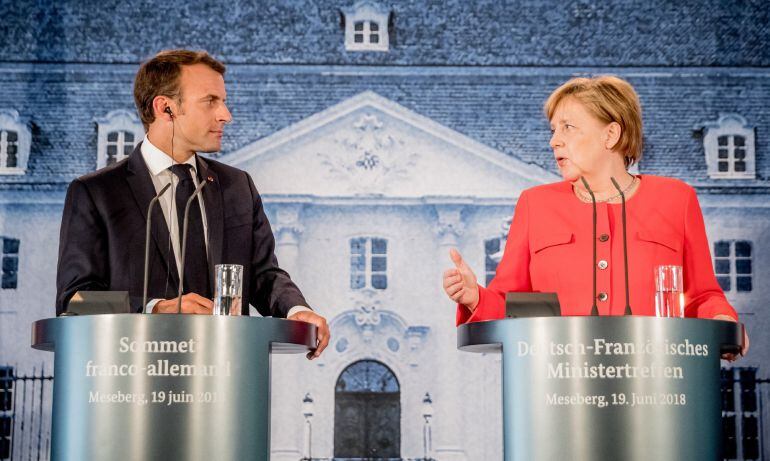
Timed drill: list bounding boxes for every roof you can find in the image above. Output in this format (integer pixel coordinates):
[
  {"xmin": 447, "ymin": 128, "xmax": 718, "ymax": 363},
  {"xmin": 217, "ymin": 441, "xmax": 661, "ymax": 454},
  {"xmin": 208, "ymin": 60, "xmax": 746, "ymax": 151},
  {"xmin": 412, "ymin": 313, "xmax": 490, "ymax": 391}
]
[
  {"xmin": 0, "ymin": 64, "xmax": 768, "ymax": 190},
  {"xmin": 1, "ymin": 0, "xmax": 768, "ymax": 66}
]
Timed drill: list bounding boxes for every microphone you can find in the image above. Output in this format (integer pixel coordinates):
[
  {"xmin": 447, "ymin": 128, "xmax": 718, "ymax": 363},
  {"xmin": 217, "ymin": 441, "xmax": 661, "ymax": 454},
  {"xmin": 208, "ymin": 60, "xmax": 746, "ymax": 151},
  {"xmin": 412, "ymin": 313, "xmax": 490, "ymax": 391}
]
[
  {"xmin": 610, "ymin": 177, "xmax": 633, "ymax": 316},
  {"xmin": 176, "ymin": 180, "xmax": 208, "ymax": 314},
  {"xmin": 580, "ymin": 177, "xmax": 599, "ymax": 316},
  {"xmin": 142, "ymin": 183, "xmax": 172, "ymax": 311}
]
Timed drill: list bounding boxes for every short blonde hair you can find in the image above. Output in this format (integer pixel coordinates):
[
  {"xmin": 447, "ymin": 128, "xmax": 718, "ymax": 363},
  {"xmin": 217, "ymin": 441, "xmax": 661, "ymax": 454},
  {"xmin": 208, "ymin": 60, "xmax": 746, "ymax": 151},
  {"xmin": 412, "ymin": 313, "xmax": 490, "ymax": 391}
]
[{"xmin": 544, "ymin": 75, "xmax": 643, "ymax": 167}]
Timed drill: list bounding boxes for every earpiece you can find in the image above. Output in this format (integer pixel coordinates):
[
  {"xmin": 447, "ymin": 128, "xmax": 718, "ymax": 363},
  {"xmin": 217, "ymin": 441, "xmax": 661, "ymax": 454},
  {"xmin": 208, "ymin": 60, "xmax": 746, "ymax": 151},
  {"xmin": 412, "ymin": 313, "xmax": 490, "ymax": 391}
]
[{"xmin": 164, "ymin": 107, "xmax": 174, "ymax": 118}]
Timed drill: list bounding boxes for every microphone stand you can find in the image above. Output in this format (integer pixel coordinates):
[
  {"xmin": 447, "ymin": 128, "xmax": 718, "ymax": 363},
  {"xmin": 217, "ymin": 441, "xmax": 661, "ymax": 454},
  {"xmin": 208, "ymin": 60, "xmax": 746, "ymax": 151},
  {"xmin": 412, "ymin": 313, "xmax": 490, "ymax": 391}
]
[
  {"xmin": 580, "ymin": 177, "xmax": 599, "ymax": 316},
  {"xmin": 142, "ymin": 183, "xmax": 172, "ymax": 311},
  {"xmin": 176, "ymin": 180, "xmax": 208, "ymax": 314},
  {"xmin": 610, "ymin": 177, "xmax": 633, "ymax": 316}
]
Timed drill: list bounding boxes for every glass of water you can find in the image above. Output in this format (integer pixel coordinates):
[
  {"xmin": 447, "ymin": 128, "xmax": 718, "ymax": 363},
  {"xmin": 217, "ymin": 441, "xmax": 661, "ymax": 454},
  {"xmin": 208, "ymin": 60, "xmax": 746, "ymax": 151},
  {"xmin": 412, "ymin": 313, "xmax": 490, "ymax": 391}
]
[
  {"xmin": 655, "ymin": 265, "xmax": 684, "ymax": 318},
  {"xmin": 213, "ymin": 264, "xmax": 243, "ymax": 316}
]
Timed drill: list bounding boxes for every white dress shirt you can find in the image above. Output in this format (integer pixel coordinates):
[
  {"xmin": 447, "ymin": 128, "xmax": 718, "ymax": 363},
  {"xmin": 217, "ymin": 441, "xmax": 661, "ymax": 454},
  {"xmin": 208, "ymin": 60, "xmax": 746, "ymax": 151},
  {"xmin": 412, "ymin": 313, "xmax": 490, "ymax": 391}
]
[{"xmin": 140, "ymin": 136, "xmax": 309, "ymax": 317}]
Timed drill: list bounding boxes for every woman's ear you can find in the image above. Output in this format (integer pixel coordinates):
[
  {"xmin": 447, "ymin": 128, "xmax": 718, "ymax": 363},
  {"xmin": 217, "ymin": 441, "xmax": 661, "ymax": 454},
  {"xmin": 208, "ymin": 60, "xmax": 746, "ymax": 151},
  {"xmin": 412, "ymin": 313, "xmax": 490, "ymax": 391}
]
[{"xmin": 605, "ymin": 121, "xmax": 622, "ymax": 150}]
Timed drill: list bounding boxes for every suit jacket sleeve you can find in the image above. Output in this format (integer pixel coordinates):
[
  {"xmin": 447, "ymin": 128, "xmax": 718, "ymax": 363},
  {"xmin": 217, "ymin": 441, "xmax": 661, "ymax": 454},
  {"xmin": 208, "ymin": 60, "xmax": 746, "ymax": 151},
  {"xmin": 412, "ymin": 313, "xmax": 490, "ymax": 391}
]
[
  {"xmin": 682, "ymin": 187, "xmax": 738, "ymax": 320},
  {"xmin": 456, "ymin": 191, "xmax": 533, "ymax": 325},
  {"xmin": 56, "ymin": 179, "xmax": 110, "ymax": 315},
  {"xmin": 246, "ymin": 173, "xmax": 309, "ymax": 318}
]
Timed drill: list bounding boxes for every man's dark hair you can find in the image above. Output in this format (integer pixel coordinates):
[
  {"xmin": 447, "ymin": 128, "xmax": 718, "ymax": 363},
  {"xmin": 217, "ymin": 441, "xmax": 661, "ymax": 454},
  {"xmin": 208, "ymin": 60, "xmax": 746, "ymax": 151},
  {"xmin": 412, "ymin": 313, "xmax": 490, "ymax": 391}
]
[{"xmin": 133, "ymin": 49, "xmax": 226, "ymax": 130}]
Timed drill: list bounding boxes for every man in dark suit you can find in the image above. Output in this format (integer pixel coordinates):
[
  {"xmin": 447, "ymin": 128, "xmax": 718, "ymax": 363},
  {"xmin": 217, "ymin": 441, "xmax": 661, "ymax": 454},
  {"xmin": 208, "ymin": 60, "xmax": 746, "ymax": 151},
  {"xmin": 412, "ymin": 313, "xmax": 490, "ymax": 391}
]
[{"xmin": 56, "ymin": 49, "xmax": 329, "ymax": 358}]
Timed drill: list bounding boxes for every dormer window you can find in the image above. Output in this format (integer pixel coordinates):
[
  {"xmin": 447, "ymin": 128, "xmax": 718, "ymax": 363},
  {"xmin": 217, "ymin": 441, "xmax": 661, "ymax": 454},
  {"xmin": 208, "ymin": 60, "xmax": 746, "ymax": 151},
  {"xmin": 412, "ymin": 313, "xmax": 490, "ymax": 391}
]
[
  {"xmin": 354, "ymin": 20, "xmax": 380, "ymax": 44},
  {"xmin": 0, "ymin": 110, "xmax": 31, "ymax": 175},
  {"xmin": 342, "ymin": 1, "xmax": 390, "ymax": 52},
  {"xmin": 695, "ymin": 114, "xmax": 756, "ymax": 179},
  {"xmin": 716, "ymin": 135, "xmax": 747, "ymax": 173},
  {"xmin": 95, "ymin": 109, "xmax": 144, "ymax": 170}
]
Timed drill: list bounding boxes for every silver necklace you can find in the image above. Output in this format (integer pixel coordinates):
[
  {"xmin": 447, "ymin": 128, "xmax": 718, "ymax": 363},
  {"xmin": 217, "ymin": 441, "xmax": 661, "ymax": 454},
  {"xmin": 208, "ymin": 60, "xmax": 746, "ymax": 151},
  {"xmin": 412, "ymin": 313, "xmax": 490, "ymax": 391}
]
[{"xmin": 574, "ymin": 176, "xmax": 638, "ymax": 203}]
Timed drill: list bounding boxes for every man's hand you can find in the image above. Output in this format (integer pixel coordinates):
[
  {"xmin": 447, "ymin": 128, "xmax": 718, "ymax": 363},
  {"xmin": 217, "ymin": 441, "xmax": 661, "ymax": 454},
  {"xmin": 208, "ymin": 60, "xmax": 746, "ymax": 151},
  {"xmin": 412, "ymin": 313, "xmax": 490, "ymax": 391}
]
[
  {"xmin": 714, "ymin": 314, "xmax": 749, "ymax": 361},
  {"xmin": 288, "ymin": 310, "xmax": 330, "ymax": 360},
  {"xmin": 442, "ymin": 248, "xmax": 480, "ymax": 312},
  {"xmin": 153, "ymin": 293, "xmax": 213, "ymax": 314}
]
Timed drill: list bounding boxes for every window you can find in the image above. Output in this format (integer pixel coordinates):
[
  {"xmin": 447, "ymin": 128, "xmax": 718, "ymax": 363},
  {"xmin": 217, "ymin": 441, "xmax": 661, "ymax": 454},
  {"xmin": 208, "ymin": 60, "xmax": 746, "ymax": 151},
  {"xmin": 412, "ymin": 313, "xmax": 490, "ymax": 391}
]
[
  {"xmin": 714, "ymin": 240, "xmax": 752, "ymax": 293},
  {"xmin": 350, "ymin": 237, "xmax": 387, "ymax": 290},
  {"xmin": 336, "ymin": 360, "xmax": 398, "ymax": 393},
  {"xmin": 0, "ymin": 110, "xmax": 31, "ymax": 175},
  {"xmin": 342, "ymin": 1, "xmax": 390, "ymax": 52},
  {"xmin": 1, "ymin": 238, "xmax": 19, "ymax": 289},
  {"xmin": 716, "ymin": 135, "xmax": 748, "ymax": 173},
  {"xmin": 721, "ymin": 367, "xmax": 760, "ymax": 460},
  {"xmin": 0, "ymin": 366, "xmax": 13, "ymax": 459},
  {"xmin": 0, "ymin": 131, "xmax": 18, "ymax": 168},
  {"xmin": 353, "ymin": 20, "xmax": 381, "ymax": 44},
  {"xmin": 95, "ymin": 109, "xmax": 143, "ymax": 170},
  {"xmin": 484, "ymin": 238, "xmax": 502, "ymax": 285},
  {"xmin": 483, "ymin": 217, "xmax": 511, "ymax": 285},
  {"xmin": 105, "ymin": 131, "xmax": 135, "ymax": 166},
  {"xmin": 696, "ymin": 114, "xmax": 756, "ymax": 179}
]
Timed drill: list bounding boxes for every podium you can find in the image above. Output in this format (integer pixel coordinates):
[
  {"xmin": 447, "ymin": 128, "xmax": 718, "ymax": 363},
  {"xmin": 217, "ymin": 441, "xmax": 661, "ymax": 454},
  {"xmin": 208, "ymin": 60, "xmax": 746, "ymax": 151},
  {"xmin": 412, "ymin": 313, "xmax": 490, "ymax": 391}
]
[
  {"xmin": 31, "ymin": 314, "xmax": 316, "ymax": 460},
  {"xmin": 458, "ymin": 317, "xmax": 742, "ymax": 461}
]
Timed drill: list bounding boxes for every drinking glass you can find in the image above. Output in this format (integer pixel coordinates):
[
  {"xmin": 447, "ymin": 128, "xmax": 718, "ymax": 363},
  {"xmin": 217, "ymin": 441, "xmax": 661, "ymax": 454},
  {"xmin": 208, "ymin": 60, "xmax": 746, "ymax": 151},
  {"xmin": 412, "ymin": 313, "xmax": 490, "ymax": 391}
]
[
  {"xmin": 655, "ymin": 265, "xmax": 684, "ymax": 318},
  {"xmin": 213, "ymin": 264, "xmax": 243, "ymax": 316}
]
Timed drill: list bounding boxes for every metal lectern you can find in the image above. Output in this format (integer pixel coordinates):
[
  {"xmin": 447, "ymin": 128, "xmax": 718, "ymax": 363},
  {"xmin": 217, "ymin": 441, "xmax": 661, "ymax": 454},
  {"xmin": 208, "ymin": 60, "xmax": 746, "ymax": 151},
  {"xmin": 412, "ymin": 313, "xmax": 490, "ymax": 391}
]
[
  {"xmin": 32, "ymin": 314, "xmax": 316, "ymax": 460},
  {"xmin": 458, "ymin": 317, "xmax": 742, "ymax": 461}
]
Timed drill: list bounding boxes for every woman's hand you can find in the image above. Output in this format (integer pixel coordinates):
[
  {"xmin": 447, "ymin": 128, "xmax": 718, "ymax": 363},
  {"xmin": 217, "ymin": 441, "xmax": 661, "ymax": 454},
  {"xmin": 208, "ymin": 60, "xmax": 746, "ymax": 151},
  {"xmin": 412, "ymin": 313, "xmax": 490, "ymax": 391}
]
[
  {"xmin": 443, "ymin": 249, "xmax": 480, "ymax": 312},
  {"xmin": 713, "ymin": 314, "xmax": 749, "ymax": 361}
]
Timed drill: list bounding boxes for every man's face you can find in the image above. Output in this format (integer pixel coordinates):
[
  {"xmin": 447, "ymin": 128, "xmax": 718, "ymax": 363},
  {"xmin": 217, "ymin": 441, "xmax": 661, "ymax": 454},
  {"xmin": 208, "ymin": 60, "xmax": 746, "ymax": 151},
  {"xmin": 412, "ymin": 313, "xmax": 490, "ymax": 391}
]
[{"xmin": 173, "ymin": 63, "xmax": 232, "ymax": 154}]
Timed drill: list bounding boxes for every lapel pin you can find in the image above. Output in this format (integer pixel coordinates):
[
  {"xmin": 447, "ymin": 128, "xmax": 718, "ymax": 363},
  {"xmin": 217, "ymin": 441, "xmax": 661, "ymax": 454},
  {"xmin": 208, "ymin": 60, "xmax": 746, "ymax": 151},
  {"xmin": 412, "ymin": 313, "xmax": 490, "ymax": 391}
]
[{"xmin": 207, "ymin": 176, "xmax": 214, "ymax": 182}]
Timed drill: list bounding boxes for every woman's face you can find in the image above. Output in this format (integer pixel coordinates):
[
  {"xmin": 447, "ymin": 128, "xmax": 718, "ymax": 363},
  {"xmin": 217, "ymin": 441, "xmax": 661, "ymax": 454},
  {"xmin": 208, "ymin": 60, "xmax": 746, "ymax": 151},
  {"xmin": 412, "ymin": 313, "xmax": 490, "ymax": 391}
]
[{"xmin": 549, "ymin": 97, "xmax": 614, "ymax": 182}]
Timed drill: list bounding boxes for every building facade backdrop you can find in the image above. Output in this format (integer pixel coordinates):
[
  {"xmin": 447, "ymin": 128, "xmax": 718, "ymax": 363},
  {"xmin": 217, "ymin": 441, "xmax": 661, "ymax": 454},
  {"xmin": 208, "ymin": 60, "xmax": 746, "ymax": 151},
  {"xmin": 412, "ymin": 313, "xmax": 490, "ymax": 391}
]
[{"xmin": 0, "ymin": 1, "xmax": 768, "ymax": 459}]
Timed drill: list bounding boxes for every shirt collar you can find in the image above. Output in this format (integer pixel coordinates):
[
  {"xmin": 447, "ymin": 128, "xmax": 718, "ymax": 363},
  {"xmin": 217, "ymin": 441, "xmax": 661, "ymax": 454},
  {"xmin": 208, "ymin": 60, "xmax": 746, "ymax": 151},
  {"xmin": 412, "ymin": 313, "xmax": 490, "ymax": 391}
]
[{"xmin": 141, "ymin": 135, "xmax": 197, "ymax": 177}]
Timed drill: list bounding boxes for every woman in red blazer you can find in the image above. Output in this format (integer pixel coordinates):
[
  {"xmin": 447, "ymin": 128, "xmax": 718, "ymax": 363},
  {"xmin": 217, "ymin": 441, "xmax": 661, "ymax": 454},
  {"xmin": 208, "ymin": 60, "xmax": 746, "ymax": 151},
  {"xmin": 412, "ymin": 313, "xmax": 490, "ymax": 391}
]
[{"xmin": 442, "ymin": 76, "xmax": 748, "ymax": 358}]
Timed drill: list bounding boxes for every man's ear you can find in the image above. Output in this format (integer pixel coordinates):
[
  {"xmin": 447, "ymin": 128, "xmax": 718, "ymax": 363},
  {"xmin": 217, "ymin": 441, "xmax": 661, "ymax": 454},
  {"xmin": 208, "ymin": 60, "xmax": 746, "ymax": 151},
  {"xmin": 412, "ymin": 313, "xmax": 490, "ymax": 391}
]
[{"xmin": 152, "ymin": 96, "xmax": 176, "ymax": 121}]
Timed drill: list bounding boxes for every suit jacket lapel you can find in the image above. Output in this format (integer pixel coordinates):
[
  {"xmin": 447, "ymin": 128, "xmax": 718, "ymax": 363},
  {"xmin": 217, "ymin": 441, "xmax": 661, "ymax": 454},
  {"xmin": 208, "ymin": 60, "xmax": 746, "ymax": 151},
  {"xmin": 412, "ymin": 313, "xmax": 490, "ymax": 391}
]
[
  {"xmin": 126, "ymin": 143, "xmax": 180, "ymax": 287},
  {"xmin": 197, "ymin": 156, "xmax": 224, "ymax": 291}
]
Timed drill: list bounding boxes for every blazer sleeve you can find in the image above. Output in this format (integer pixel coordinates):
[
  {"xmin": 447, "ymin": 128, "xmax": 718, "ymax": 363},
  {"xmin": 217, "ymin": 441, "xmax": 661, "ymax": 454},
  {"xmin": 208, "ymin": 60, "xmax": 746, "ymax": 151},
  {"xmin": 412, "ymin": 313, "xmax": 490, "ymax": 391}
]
[
  {"xmin": 245, "ymin": 173, "xmax": 309, "ymax": 318},
  {"xmin": 55, "ymin": 179, "xmax": 110, "ymax": 315},
  {"xmin": 682, "ymin": 187, "xmax": 738, "ymax": 320},
  {"xmin": 457, "ymin": 191, "xmax": 533, "ymax": 325}
]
